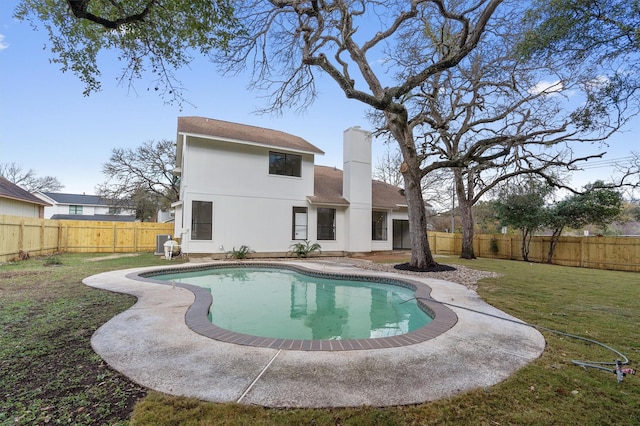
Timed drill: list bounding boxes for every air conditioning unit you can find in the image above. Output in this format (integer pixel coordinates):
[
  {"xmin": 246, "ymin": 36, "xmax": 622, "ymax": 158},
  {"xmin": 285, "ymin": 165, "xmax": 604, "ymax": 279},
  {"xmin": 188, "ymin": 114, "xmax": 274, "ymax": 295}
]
[{"xmin": 155, "ymin": 234, "xmax": 172, "ymax": 255}]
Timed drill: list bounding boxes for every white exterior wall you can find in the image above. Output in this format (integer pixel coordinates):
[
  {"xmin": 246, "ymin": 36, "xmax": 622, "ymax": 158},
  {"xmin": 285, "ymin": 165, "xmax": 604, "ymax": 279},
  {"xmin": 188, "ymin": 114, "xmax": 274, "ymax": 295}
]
[
  {"xmin": 178, "ymin": 135, "xmax": 322, "ymax": 254},
  {"xmin": 43, "ymin": 203, "xmax": 131, "ymax": 219},
  {"xmin": 0, "ymin": 199, "xmax": 42, "ymax": 218},
  {"xmin": 342, "ymin": 127, "xmax": 372, "ymax": 253},
  {"xmin": 306, "ymin": 205, "xmax": 347, "ymax": 253}
]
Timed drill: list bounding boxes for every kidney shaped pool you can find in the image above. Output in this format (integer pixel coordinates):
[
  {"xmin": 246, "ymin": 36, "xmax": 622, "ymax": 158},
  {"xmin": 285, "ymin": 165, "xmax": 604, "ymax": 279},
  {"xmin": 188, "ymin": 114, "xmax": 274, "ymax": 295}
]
[{"xmin": 134, "ymin": 263, "xmax": 457, "ymax": 351}]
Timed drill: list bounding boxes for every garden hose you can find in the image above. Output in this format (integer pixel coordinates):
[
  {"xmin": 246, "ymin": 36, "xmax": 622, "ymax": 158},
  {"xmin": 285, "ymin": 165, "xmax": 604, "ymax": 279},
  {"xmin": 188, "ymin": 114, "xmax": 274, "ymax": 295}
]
[{"xmin": 405, "ymin": 296, "xmax": 636, "ymax": 382}]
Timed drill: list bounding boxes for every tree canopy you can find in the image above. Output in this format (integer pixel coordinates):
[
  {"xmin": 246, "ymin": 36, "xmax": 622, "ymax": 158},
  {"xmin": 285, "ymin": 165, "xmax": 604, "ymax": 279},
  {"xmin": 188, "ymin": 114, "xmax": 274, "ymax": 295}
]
[
  {"xmin": 215, "ymin": 0, "xmax": 507, "ymax": 269},
  {"xmin": 493, "ymin": 179, "xmax": 553, "ymax": 261},
  {"xmin": 520, "ymin": 0, "xmax": 640, "ymax": 63},
  {"xmin": 97, "ymin": 139, "xmax": 178, "ymax": 221},
  {"xmin": 15, "ymin": 0, "xmax": 242, "ymax": 102}
]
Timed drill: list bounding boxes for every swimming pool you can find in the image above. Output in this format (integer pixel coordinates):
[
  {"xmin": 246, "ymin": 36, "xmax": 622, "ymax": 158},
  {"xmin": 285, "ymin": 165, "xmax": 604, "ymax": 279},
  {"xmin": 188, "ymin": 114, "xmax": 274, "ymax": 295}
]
[
  {"xmin": 149, "ymin": 266, "xmax": 432, "ymax": 340},
  {"xmin": 134, "ymin": 263, "xmax": 458, "ymax": 351}
]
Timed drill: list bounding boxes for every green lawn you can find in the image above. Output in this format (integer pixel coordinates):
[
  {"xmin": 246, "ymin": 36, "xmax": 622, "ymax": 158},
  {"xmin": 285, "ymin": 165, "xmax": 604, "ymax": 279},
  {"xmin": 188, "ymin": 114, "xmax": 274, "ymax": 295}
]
[{"xmin": 1, "ymin": 253, "xmax": 638, "ymax": 425}]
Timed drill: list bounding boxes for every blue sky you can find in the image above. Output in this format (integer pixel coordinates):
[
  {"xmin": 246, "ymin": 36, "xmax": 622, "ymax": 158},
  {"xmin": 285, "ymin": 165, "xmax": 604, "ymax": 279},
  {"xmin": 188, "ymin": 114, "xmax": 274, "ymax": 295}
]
[{"xmin": 0, "ymin": 3, "xmax": 637, "ymax": 196}]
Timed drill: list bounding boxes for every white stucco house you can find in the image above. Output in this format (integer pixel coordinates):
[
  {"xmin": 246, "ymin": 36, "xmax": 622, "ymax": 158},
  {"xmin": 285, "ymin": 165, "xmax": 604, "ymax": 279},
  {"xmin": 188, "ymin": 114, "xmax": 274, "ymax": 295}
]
[
  {"xmin": 0, "ymin": 176, "xmax": 50, "ymax": 218},
  {"xmin": 35, "ymin": 192, "xmax": 137, "ymax": 222},
  {"xmin": 172, "ymin": 116, "xmax": 411, "ymax": 257}
]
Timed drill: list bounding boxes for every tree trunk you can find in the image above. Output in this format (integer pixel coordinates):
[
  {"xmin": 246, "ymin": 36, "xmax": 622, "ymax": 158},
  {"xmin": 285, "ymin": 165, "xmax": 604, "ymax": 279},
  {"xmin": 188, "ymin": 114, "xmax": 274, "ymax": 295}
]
[
  {"xmin": 404, "ymin": 174, "xmax": 437, "ymax": 269},
  {"xmin": 521, "ymin": 228, "xmax": 532, "ymax": 261},
  {"xmin": 547, "ymin": 226, "xmax": 563, "ymax": 263},
  {"xmin": 455, "ymin": 170, "xmax": 476, "ymax": 259},
  {"xmin": 459, "ymin": 198, "xmax": 476, "ymax": 259},
  {"xmin": 386, "ymin": 111, "xmax": 437, "ymax": 269}
]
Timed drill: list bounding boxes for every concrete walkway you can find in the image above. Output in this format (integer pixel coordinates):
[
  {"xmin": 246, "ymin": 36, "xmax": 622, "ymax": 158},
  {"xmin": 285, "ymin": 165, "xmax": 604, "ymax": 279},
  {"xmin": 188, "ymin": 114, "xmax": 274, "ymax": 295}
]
[{"xmin": 83, "ymin": 261, "xmax": 545, "ymax": 408}]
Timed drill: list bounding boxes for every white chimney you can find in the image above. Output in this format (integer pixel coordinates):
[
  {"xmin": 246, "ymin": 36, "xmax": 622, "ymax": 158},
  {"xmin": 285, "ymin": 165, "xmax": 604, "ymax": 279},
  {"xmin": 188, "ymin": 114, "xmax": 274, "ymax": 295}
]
[{"xmin": 343, "ymin": 126, "xmax": 372, "ymax": 253}]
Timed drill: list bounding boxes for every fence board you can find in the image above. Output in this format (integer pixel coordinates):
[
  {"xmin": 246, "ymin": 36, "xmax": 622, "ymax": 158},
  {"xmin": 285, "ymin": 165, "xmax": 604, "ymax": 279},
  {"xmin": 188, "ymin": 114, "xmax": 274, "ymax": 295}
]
[
  {"xmin": 0, "ymin": 215, "xmax": 174, "ymax": 262},
  {"xmin": 1, "ymin": 214, "xmax": 638, "ymax": 271},
  {"xmin": 427, "ymin": 231, "xmax": 639, "ymax": 272}
]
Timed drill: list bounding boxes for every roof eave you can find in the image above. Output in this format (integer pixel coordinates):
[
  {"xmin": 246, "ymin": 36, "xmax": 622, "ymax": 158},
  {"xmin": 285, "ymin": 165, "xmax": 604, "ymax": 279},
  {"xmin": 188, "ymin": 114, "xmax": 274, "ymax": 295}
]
[
  {"xmin": 1, "ymin": 195, "xmax": 50, "ymax": 206},
  {"xmin": 306, "ymin": 196, "xmax": 350, "ymax": 207},
  {"xmin": 179, "ymin": 131, "xmax": 325, "ymax": 156}
]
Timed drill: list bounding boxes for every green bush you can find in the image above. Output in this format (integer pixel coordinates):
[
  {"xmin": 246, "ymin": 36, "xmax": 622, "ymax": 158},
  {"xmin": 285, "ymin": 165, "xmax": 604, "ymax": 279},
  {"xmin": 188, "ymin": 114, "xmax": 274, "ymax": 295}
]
[
  {"xmin": 44, "ymin": 255, "xmax": 62, "ymax": 266},
  {"xmin": 226, "ymin": 245, "xmax": 254, "ymax": 259},
  {"xmin": 288, "ymin": 240, "xmax": 322, "ymax": 258}
]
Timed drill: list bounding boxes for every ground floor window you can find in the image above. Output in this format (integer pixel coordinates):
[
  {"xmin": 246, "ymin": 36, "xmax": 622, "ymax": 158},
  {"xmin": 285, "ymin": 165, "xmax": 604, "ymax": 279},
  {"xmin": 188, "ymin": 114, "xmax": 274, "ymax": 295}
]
[
  {"xmin": 393, "ymin": 219, "xmax": 411, "ymax": 249},
  {"xmin": 292, "ymin": 206, "xmax": 308, "ymax": 240},
  {"xmin": 317, "ymin": 208, "xmax": 336, "ymax": 240},
  {"xmin": 191, "ymin": 201, "xmax": 212, "ymax": 240},
  {"xmin": 372, "ymin": 211, "xmax": 387, "ymax": 240}
]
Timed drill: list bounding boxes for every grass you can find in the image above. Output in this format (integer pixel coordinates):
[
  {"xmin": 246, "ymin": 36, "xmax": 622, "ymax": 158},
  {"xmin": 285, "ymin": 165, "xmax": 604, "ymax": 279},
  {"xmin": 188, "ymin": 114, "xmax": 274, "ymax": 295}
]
[
  {"xmin": 1, "ymin": 253, "xmax": 639, "ymax": 425},
  {"xmin": 0, "ymin": 253, "xmax": 187, "ymax": 425}
]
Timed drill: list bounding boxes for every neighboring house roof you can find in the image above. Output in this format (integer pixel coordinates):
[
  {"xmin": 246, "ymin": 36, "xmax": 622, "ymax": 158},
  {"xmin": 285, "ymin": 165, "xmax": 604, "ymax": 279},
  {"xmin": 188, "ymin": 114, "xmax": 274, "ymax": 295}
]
[
  {"xmin": 309, "ymin": 165, "xmax": 407, "ymax": 209},
  {"xmin": 50, "ymin": 214, "xmax": 137, "ymax": 222},
  {"xmin": 178, "ymin": 116, "xmax": 325, "ymax": 155},
  {"xmin": 39, "ymin": 192, "xmax": 111, "ymax": 206},
  {"xmin": 0, "ymin": 176, "xmax": 50, "ymax": 206}
]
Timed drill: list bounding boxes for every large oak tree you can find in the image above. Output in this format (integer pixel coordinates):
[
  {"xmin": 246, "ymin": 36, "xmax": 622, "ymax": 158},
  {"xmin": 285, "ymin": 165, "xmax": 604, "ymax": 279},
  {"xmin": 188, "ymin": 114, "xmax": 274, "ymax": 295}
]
[{"xmin": 215, "ymin": 0, "xmax": 504, "ymax": 269}]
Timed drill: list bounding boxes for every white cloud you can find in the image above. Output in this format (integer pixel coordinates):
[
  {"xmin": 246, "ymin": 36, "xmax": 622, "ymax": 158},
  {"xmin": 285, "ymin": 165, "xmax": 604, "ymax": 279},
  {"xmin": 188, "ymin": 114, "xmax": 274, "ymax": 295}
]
[
  {"xmin": 586, "ymin": 75, "xmax": 610, "ymax": 90},
  {"xmin": 528, "ymin": 79, "xmax": 563, "ymax": 95},
  {"xmin": 0, "ymin": 34, "xmax": 8, "ymax": 50}
]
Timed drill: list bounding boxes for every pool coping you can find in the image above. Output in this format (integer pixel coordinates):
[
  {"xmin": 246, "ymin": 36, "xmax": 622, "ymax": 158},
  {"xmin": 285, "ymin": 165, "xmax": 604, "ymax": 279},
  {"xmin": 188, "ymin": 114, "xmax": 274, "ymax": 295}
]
[
  {"xmin": 129, "ymin": 262, "xmax": 458, "ymax": 351},
  {"xmin": 84, "ymin": 259, "xmax": 547, "ymax": 408}
]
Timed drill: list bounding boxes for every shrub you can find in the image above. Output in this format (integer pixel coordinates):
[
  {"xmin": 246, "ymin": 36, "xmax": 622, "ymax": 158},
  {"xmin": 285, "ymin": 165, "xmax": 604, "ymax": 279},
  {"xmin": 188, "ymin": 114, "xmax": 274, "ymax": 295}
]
[
  {"xmin": 489, "ymin": 237, "xmax": 499, "ymax": 256},
  {"xmin": 44, "ymin": 255, "xmax": 62, "ymax": 266},
  {"xmin": 226, "ymin": 245, "xmax": 254, "ymax": 259},
  {"xmin": 288, "ymin": 240, "xmax": 322, "ymax": 258}
]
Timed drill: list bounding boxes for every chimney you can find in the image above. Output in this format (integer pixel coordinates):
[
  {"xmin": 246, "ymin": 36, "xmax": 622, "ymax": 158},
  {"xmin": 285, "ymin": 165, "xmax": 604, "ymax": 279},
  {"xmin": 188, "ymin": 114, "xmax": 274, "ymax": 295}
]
[{"xmin": 343, "ymin": 126, "xmax": 372, "ymax": 253}]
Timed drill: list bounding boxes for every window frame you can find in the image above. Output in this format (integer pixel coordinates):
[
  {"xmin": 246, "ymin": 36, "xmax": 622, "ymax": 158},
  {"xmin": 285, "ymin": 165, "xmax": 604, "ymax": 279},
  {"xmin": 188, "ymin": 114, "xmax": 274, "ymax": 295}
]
[
  {"xmin": 317, "ymin": 207, "xmax": 336, "ymax": 241},
  {"xmin": 69, "ymin": 205, "xmax": 83, "ymax": 215},
  {"xmin": 372, "ymin": 211, "xmax": 388, "ymax": 241},
  {"xmin": 191, "ymin": 200, "xmax": 213, "ymax": 240},
  {"xmin": 269, "ymin": 151, "xmax": 302, "ymax": 177},
  {"xmin": 292, "ymin": 206, "xmax": 308, "ymax": 240}
]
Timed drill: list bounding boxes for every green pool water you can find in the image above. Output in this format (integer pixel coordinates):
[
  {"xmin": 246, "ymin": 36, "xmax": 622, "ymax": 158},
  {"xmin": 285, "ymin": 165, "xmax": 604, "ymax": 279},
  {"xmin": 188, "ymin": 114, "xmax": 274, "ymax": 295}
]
[{"xmin": 154, "ymin": 266, "xmax": 432, "ymax": 340}]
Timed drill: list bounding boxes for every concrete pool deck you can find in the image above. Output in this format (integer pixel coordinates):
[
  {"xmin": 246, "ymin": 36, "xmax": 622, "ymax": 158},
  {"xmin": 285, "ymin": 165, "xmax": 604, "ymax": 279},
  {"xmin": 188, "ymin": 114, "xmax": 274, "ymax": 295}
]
[{"xmin": 83, "ymin": 260, "xmax": 545, "ymax": 408}]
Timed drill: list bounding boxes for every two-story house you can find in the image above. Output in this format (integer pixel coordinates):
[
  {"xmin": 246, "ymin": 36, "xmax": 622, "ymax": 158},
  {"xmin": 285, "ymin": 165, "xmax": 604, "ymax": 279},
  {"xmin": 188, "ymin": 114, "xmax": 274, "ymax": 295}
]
[
  {"xmin": 172, "ymin": 116, "xmax": 411, "ymax": 256},
  {"xmin": 35, "ymin": 192, "xmax": 137, "ymax": 222}
]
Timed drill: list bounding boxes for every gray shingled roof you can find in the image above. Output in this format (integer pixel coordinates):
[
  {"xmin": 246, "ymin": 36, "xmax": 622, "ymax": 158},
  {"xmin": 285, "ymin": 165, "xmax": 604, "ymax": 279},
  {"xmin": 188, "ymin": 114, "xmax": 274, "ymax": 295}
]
[
  {"xmin": 309, "ymin": 165, "xmax": 407, "ymax": 209},
  {"xmin": 0, "ymin": 177, "xmax": 50, "ymax": 206},
  {"xmin": 41, "ymin": 192, "xmax": 111, "ymax": 206},
  {"xmin": 178, "ymin": 116, "xmax": 325, "ymax": 155}
]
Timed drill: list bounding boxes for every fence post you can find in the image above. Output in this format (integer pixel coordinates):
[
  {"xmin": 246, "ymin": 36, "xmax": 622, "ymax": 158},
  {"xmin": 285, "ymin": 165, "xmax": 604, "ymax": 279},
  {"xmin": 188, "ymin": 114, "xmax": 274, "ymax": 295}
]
[
  {"xmin": 433, "ymin": 232, "xmax": 437, "ymax": 254},
  {"xmin": 134, "ymin": 222, "xmax": 138, "ymax": 252},
  {"xmin": 18, "ymin": 220, "xmax": 24, "ymax": 252},
  {"xmin": 40, "ymin": 220, "xmax": 45, "ymax": 256},
  {"xmin": 112, "ymin": 223, "xmax": 117, "ymax": 253}
]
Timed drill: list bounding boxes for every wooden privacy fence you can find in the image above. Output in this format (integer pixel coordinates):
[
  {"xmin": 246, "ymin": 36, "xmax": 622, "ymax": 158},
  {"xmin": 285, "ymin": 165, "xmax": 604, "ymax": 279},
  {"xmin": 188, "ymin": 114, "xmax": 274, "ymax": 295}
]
[
  {"xmin": 0, "ymin": 215, "xmax": 174, "ymax": 263},
  {"xmin": 428, "ymin": 231, "xmax": 640, "ymax": 272},
  {"xmin": 1, "ymin": 215, "xmax": 638, "ymax": 272}
]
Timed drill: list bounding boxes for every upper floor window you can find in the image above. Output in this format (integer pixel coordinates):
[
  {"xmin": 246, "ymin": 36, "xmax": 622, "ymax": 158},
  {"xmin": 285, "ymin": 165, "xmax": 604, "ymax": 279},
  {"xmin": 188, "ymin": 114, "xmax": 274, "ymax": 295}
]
[
  {"xmin": 269, "ymin": 151, "xmax": 301, "ymax": 177},
  {"xmin": 69, "ymin": 205, "xmax": 83, "ymax": 215}
]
